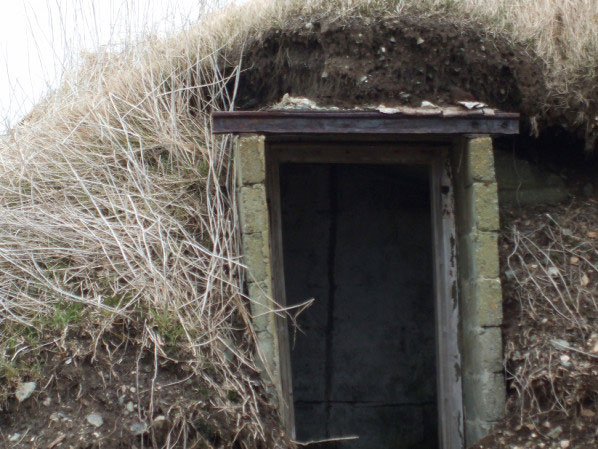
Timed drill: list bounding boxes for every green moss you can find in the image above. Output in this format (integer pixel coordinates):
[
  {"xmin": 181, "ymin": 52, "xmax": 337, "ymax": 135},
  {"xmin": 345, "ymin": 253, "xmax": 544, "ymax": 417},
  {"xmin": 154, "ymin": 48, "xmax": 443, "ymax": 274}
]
[
  {"xmin": 150, "ymin": 308, "xmax": 185, "ymax": 345},
  {"xmin": 44, "ymin": 301, "xmax": 84, "ymax": 329}
]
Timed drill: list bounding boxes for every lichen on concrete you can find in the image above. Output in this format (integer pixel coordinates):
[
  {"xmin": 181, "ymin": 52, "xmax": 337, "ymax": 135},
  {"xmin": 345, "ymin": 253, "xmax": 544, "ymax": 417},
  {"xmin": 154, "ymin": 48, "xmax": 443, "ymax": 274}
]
[{"xmin": 453, "ymin": 136, "xmax": 506, "ymax": 446}]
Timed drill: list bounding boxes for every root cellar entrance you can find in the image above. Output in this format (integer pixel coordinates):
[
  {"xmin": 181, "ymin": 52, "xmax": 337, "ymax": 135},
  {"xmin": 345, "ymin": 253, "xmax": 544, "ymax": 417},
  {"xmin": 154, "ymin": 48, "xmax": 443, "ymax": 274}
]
[
  {"xmin": 213, "ymin": 110, "xmax": 519, "ymax": 448},
  {"xmin": 280, "ymin": 163, "xmax": 438, "ymax": 448}
]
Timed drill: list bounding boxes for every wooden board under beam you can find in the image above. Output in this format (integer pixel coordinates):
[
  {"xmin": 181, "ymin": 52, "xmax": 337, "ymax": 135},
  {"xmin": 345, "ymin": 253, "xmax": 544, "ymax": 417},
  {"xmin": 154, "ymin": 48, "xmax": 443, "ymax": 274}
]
[{"xmin": 212, "ymin": 110, "xmax": 520, "ymax": 136}]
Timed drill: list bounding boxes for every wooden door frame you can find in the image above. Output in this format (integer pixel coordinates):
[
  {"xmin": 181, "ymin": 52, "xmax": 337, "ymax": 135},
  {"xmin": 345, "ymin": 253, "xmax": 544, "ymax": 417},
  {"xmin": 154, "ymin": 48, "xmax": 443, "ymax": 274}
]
[{"xmin": 265, "ymin": 140, "xmax": 464, "ymax": 448}]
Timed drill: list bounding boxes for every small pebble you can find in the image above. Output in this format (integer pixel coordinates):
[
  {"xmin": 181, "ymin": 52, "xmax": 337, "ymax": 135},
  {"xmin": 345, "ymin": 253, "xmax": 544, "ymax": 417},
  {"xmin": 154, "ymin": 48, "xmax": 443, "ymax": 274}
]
[
  {"xmin": 15, "ymin": 382, "xmax": 36, "ymax": 402},
  {"xmin": 86, "ymin": 413, "xmax": 104, "ymax": 428},
  {"xmin": 130, "ymin": 421, "xmax": 148, "ymax": 435}
]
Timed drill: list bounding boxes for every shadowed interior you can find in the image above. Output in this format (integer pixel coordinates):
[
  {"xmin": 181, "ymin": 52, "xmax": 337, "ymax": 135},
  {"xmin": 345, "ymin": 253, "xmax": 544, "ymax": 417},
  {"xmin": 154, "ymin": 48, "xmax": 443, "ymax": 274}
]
[{"xmin": 280, "ymin": 162, "xmax": 438, "ymax": 448}]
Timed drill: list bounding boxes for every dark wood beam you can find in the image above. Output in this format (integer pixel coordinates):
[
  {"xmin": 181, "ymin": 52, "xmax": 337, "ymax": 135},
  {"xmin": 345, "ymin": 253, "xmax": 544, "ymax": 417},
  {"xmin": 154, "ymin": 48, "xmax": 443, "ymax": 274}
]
[{"xmin": 212, "ymin": 110, "xmax": 520, "ymax": 136}]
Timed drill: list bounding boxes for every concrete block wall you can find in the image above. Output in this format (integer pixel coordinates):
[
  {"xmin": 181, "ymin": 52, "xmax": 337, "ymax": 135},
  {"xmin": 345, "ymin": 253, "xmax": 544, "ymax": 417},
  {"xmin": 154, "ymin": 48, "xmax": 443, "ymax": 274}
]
[
  {"xmin": 234, "ymin": 135, "xmax": 283, "ymax": 399},
  {"xmin": 494, "ymin": 148, "xmax": 568, "ymax": 206},
  {"xmin": 452, "ymin": 137, "xmax": 506, "ymax": 446}
]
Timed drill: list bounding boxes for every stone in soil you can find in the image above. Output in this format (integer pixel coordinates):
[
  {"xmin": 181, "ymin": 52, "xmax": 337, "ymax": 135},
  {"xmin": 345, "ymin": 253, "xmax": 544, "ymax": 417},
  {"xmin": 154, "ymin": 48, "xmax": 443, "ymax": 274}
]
[
  {"xmin": 86, "ymin": 413, "xmax": 104, "ymax": 427},
  {"xmin": 15, "ymin": 382, "xmax": 36, "ymax": 402}
]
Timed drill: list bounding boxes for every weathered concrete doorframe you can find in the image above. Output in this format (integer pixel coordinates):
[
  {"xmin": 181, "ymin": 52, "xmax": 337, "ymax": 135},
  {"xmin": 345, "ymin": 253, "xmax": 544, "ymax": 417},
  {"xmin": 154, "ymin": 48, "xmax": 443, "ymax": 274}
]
[
  {"xmin": 237, "ymin": 139, "xmax": 464, "ymax": 447},
  {"xmin": 213, "ymin": 109, "xmax": 519, "ymax": 448}
]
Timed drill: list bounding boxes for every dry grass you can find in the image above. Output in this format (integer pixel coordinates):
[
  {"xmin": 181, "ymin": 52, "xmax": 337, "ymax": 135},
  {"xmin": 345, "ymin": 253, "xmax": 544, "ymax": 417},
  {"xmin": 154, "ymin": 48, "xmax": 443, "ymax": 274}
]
[
  {"xmin": 0, "ymin": 0, "xmax": 597, "ymax": 446},
  {"xmin": 502, "ymin": 200, "xmax": 598, "ymax": 424},
  {"xmin": 0, "ymin": 14, "xmax": 273, "ymax": 447}
]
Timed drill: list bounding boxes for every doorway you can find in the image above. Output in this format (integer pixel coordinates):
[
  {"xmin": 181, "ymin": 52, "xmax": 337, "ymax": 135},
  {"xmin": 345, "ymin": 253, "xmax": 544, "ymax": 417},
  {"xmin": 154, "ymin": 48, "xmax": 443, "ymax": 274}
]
[{"xmin": 280, "ymin": 163, "xmax": 437, "ymax": 448}]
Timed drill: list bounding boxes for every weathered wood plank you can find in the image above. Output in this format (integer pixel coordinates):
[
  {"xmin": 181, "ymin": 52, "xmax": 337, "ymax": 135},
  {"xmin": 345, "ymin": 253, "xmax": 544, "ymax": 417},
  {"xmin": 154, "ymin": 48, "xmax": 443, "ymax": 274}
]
[
  {"xmin": 264, "ymin": 146, "xmax": 296, "ymax": 437},
  {"xmin": 431, "ymin": 152, "xmax": 465, "ymax": 449},
  {"xmin": 212, "ymin": 111, "xmax": 519, "ymax": 135}
]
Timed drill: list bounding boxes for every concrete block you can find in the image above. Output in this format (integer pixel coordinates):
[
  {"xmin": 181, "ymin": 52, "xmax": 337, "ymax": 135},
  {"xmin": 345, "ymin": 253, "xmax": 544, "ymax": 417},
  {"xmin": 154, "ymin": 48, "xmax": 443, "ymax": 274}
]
[
  {"xmin": 465, "ymin": 419, "xmax": 498, "ymax": 447},
  {"xmin": 451, "ymin": 142, "xmax": 470, "ymax": 186},
  {"xmin": 254, "ymin": 328, "xmax": 279, "ymax": 383},
  {"xmin": 235, "ymin": 135, "xmax": 266, "ymax": 186},
  {"xmin": 498, "ymin": 187, "xmax": 568, "ymax": 207},
  {"xmin": 468, "ymin": 137, "xmax": 496, "ymax": 184},
  {"xmin": 238, "ymin": 184, "xmax": 268, "ymax": 234},
  {"xmin": 241, "ymin": 231, "xmax": 271, "ymax": 283},
  {"xmin": 473, "ymin": 278, "xmax": 503, "ymax": 326},
  {"xmin": 247, "ymin": 281, "xmax": 275, "ymax": 334},
  {"xmin": 457, "ymin": 233, "xmax": 473, "ymax": 282},
  {"xmin": 463, "ymin": 371, "xmax": 506, "ymax": 422},
  {"xmin": 473, "ymin": 231, "xmax": 500, "ymax": 279},
  {"xmin": 455, "ymin": 183, "xmax": 474, "ymax": 236},
  {"xmin": 463, "ymin": 327, "xmax": 504, "ymax": 373},
  {"xmin": 473, "ymin": 182, "xmax": 500, "ymax": 232},
  {"xmin": 461, "ymin": 278, "xmax": 503, "ymax": 328}
]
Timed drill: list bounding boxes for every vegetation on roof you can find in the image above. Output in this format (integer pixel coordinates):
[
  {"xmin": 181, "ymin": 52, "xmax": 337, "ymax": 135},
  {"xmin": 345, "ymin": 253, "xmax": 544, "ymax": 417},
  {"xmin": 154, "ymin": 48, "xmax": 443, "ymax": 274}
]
[{"xmin": 0, "ymin": 0, "xmax": 597, "ymax": 447}]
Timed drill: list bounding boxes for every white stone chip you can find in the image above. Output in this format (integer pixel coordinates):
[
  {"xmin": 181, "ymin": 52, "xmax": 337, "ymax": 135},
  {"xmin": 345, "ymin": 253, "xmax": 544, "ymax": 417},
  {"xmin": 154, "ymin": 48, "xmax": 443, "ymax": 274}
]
[
  {"xmin": 15, "ymin": 382, "xmax": 36, "ymax": 402},
  {"xmin": 86, "ymin": 413, "xmax": 104, "ymax": 427}
]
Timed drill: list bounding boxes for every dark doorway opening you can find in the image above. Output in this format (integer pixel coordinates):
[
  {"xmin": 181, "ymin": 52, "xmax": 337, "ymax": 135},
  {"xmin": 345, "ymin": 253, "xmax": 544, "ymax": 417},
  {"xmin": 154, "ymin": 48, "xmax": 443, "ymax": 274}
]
[{"xmin": 280, "ymin": 163, "xmax": 438, "ymax": 448}]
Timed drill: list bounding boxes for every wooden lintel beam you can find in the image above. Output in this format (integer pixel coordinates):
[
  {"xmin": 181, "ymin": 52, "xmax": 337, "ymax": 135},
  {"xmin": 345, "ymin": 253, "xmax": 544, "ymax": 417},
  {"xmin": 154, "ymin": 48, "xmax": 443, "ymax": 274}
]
[{"xmin": 212, "ymin": 111, "xmax": 520, "ymax": 136}]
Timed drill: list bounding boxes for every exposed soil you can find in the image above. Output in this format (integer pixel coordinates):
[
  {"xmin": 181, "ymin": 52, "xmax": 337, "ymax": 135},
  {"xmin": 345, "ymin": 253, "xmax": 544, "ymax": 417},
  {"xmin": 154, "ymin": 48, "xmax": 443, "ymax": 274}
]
[
  {"xmin": 0, "ymin": 327, "xmax": 287, "ymax": 449},
  {"xmin": 231, "ymin": 14, "xmax": 598, "ymax": 155},
  {"xmin": 237, "ymin": 16, "xmax": 544, "ymax": 120}
]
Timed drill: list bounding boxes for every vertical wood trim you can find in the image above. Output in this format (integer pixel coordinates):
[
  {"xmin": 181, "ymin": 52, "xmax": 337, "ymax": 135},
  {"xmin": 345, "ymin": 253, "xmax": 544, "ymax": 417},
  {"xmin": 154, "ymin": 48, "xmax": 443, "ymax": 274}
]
[
  {"xmin": 264, "ymin": 146, "xmax": 296, "ymax": 437},
  {"xmin": 431, "ymin": 151, "xmax": 465, "ymax": 448}
]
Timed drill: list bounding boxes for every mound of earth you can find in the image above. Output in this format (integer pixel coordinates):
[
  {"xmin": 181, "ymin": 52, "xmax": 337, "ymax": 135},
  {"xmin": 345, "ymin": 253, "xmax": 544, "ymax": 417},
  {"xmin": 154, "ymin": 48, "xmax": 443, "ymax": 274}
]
[{"xmin": 0, "ymin": 328, "xmax": 286, "ymax": 449}]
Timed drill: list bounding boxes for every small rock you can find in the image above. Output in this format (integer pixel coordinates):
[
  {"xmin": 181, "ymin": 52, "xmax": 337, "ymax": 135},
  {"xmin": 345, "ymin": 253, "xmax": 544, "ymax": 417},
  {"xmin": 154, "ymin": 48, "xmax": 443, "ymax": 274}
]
[
  {"xmin": 547, "ymin": 425, "xmax": 563, "ymax": 439},
  {"xmin": 126, "ymin": 401, "xmax": 135, "ymax": 412},
  {"xmin": 129, "ymin": 387, "xmax": 136, "ymax": 393},
  {"xmin": 416, "ymin": 37, "xmax": 425, "ymax": 45},
  {"xmin": 153, "ymin": 415, "xmax": 167, "ymax": 429},
  {"xmin": 421, "ymin": 100, "xmax": 438, "ymax": 108},
  {"xmin": 129, "ymin": 421, "xmax": 148, "ymax": 435},
  {"xmin": 87, "ymin": 413, "xmax": 104, "ymax": 427},
  {"xmin": 304, "ymin": 22, "xmax": 313, "ymax": 30},
  {"xmin": 49, "ymin": 411, "xmax": 70, "ymax": 422},
  {"xmin": 43, "ymin": 397, "xmax": 51, "ymax": 406},
  {"xmin": 15, "ymin": 382, "xmax": 36, "ymax": 402},
  {"xmin": 570, "ymin": 256, "xmax": 579, "ymax": 265},
  {"xmin": 9, "ymin": 433, "xmax": 21, "ymax": 442},
  {"xmin": 560, "ymin": 354, "xmax": 571, "ymax": 363},
  {"xmin": 581, "ymin": 408, "xmax": 595, "ymax": 417},
  {"xmin": 560, "ymin": 440, "xmax": 570, "ymax": 449},
  {"xmin": 321, "ymin": 71, "xmax": 328, "ymax": 79},
  {"xmin": 547, "ymin": 266, "xmax": 560, "ymax": 277}
]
